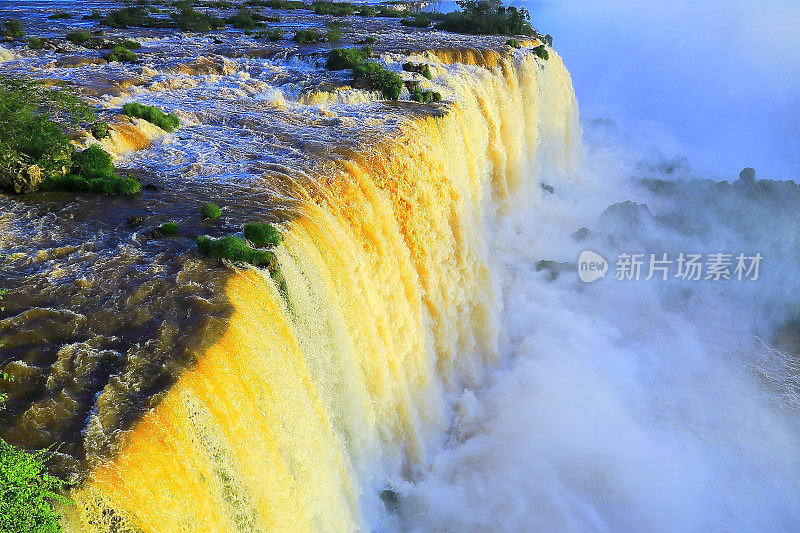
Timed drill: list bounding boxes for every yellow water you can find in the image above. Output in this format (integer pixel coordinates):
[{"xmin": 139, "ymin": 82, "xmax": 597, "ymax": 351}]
[{"xmin": 65, "ymin": 50, "xmax": 581, "ymax": 532}]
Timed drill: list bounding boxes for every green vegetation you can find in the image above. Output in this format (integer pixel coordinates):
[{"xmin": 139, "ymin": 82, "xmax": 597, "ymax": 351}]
[
  {"xmin": 505, "ymin": 38, "xmax": 520, "ymax": 48},
  {"xmin": 402, "ymin": 62, "xmax": 432, "ymax": 80},
  {"xmin": 102, "ymin": 6, "xmax": 156, "ymax": 28},
  {"xmin": 84, "ymin": 10, "xmax": 103, "ymax": 21},
  {"xmin": 292, "ymin": 29, "xmax": 320, "ymax": 43},
  {"xmin": 435, "ymin": 0, "xmax": 534, "ymax": 36},
  {"xmin": 357, "ymin": 6, "xmax": 375, "ymax": 17},
  {"xmin": 122, "ymin": 102, "xmax": 180, "ymax": 132},
  {"xmin": 27, "ymin": 37, "xmax": 44, "ymax": 50},
  {"xmin": 244, "ymin": 222, "xmax": 282, "ymax": 247},
  {"xmin": 91, "ymin": 122, "xmax": 109, "ymax": 140},
  {"xmin": 1, "ymin": 19, "xmax": 23, "ymax": 39},
  {"xmin": 159, "ymin": 221, "xmax": 178, "ymax": 235},
  {"xmin": 543, "ymin": 34, "xmax": 553, "ymax": 46},
  {"xmin": 227, "ymin": 7, "xmax": 266, "ymax": 30},
  {"xmin": 532, "ymin": 44, "xmax": 549, "ymax": 60},
  {"xmin": 120, "ymin": 39, "xmax": 142, "ymax": 49},
  {"xmin": 201, "ymin": 202, "xmax": 222, "ymax": 219},
  {"xmin": 410, "ymin": 88, "xmax": 441, "ymax": 103},
  {"xmin": 356, "ymin": 36, "xmax": 376, "ymax": 45},
  {"xmin": 103, "ymin": 45, "xmax": 138, "ymax": 62},
  {"xmin": 326, "ymin": 22, "xmax": 342, "ymax": 42},
  {"xmin": 352, "ymin": 62, "xmax": 403, "ymax": 100},
  {"xmin": 43, "ymin": 145, "xmax": 141, "ymax": 195},
  {"xmin": 255, "ymin": 29, "xmax": 283, "ymax": 41},
  {"xmin": 66, "ymin": 31, "xmax": 91, "ymax": 45},
  {"xmin": 400, "ymin": 14, "xmax": 431, "ymax": 28},
  {"xmin": 171, "ymin": 3, "xmax": 226, "ymax": 31},
  {"xmin": 196, "ymin": 235, "xmax": 277, "ymax": 267},
  {"xmin": 49, "ymin": 12, "xmax": 72, "ymax": 20},
  {"xmin": 326, "ymin": 46, "xmax": 370, "ymax": 70},
  {"xmin": 0, "ymin": 78, "xmax": 95, "ymax": 193},
  {"xmin": 312, "ymin": 1, "xmax": 356, "ymax": 16}
]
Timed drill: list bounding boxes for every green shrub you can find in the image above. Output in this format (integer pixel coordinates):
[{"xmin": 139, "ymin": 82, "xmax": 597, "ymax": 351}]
[
  {"xmin": 264, "ymin": 15, "xmax": 281, "ymax": 22},
  {"xmin": 311, "ymin": 1, "xmax": 356, "ymax": 16},
  {"xmin": 159, "ymin": 222, "xmax": 178, "ymax": 234},
  {"xmin": 292, "ymin": 29, "xmax": 320, "ymax": 43},
  {"xmin": 84, "ymin": 10, "xmax": 103, "ymax": 21},
  {"xmin": 402, "ymin": 62, "xmax": 432, "ymax": 79},
  {"xmin": 49, "ymin": 12, "xmax": 72, "ymax": 20},
  {"xmin": 66, "ymin": 31, "xmax": 91, "ymax": 44},
  {"xmin": 245, "ymin": 0, "xmax": 307, "ymax": 9},
  {"xmin": 410, "ymin": 89, "xmax": 440, "ymax": 103},
  {"xmin": 505, "ymin": 38, "xmax": 520, "ymax": 48},
  {"xmin": 196, "ymin": 235, "xmax": 277, "ymax": 267},
  {"xmin": 122, "ymin": 102, "xmax": 180, "ymax": 132},
  {"xmin": 0, "ymin": 440, "xmax": 70, "ymax": 533},
  {"xmin": 1, "ymin": 19, "xmax": 23, "ymax": 38},
  {"xmin": 532, "ymin": 44, "xmax": 549, "ymax": 60},
  {"xmin": 326, "ymin": 46, "xmax": 371, "ymax": 70},
  {"xmin": 102, "ymin": 7, "xmax": 156, "ymax": 28},
  {"xmin": 42, "ymin": 146, "xmax": 141, "ymax": 195},
  {"xmin": 120, "ymin": 39, "xmax": 142, "ymax": 49},
  {"xmin": 27, "ymin": 37, "xmax": 44, "ymax": 50},
  {"xmin": 201, "ymin": 202, "xmax": 222, "ymax": 218},
  {"xmin": 73, "ymin": 145, "xmax": 113, "ymax": 179},
  {"xmin": 356, "ymin": 36, "xmax": 376, "ymax": 45},
  {"xmin": 435, "ymin": 0, "xmax": 534, "ymax": 36},
  {"xmin": 352, "ymin": 62, "xmax": 403, "ymax": 100},
  {"xmin": 255, "ymin": 29, "xmax": 283, "ymax": 41},
  {"xmin": 227, "ymin": 7, "xmax": 265, "ymax": 29},
  {"xmin": 171, "ymin": 4, "xmax": 226, "ymax": 31},
  {"xmin": 103, "ymin": 45, "xmax": 138, "ymax": 62},
  {"xmin": 244, "ymin": 222, "xmax": 282, "ymax": 247},
  {"xmin": 326, "ymin": 23, "xmax": 342, "ymax": 42},
  {"xmin": 400, "ymin": 14, "xmax": 431, "ymax": 28},
  {"xmin": 544, "ymin": 33, "xmax": 553, "ymax": 46},
  {"xmin": 357, "ymin": 6, "xmax": 375, "ymax": 17}
]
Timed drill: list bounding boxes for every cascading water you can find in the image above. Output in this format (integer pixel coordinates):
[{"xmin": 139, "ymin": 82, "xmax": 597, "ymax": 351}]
[{"xmin": 60, "ymin": 51, "xmax": 581, "ymax": 531}]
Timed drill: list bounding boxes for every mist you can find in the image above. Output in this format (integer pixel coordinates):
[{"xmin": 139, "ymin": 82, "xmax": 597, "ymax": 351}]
[{"xmin": 524, "ymin": 0, "xmax": 800, "ymax": 179}]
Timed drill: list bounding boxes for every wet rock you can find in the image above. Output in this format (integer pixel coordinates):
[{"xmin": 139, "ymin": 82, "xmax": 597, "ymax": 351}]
[
  {"xmin": 541, "ymin": 183, "xmax": 555, "ymax": 194},
  {"xmin": 535, "ymin": 259, "xmax": 576, "ymax": 281},
  {"xmin": 143, "ymin": 183, "xmax": 159, "ymax": 192},
  {"xmin": 126, "ymin": 216, "xmax": 145, "ymax": 228},
  {"xmin": 0, "ymin": 162, "xmax": 44, "ymax": 193},
  {"xmin": 739, "ymin": 167, "xmax": 756, "ymax": 183}
]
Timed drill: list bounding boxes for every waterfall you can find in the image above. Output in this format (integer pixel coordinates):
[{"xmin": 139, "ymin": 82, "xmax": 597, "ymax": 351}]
[{"xmin": 65, "ymin": 50, "xmax": 582, "ymax": 532}]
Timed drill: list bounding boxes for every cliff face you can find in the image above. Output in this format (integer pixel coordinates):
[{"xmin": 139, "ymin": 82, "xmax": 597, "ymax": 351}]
[{"xmin": 64, "ymin": 50, "xmax": 581, "ymax": 531}]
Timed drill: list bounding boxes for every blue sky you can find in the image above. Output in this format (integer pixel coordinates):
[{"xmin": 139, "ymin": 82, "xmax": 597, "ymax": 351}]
[{"xmin": 524, "ymin": 0, "xmax": 800, "ymax": 179}]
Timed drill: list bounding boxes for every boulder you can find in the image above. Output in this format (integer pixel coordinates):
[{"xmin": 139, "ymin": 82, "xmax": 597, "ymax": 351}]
[{"xmin": 0, "ymin": 163, "xmax": 44, "ymax": 194}]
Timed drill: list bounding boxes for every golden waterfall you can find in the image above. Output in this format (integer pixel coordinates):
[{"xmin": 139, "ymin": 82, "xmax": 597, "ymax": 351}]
[{"xmin": 64, "ymin": 50, "xmax": 581, "ymax": 532}]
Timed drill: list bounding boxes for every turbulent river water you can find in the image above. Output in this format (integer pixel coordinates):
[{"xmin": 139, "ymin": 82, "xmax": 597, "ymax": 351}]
[{"xmin": 1, "ymin": 1, "xmax": 799, "ymax": 531}]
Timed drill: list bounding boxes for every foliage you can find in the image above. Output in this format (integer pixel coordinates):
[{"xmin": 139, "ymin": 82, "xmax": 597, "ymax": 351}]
[
  {"xmin": 255, "ymin": 29, "xmax": 283, "ymax": 41},
  {"xmin": 355, "ymin": 36, "xmax": 376, "ymax": 45},
  {"xmin": 311, "ymin": 1, "xmax": 356, "ymax": 16},
  {"xmin": 435, "ymin": 0, "xmax": 534, "ymax": 36},
  {"xmin": 91, "ymin": 123, "xmax": 109, "ymax": 139},
  {"xmin": 1, "ymin": 20, "xmax": 23, "ymax": 39},
  {"xmin": 196, "ymin": 235, "xmax": 276, "ymax": 267},
  {"xmin": 170, "ymin": 3, "xmax": 226, "ymax": 31},
  {"xmin": 65, "ymin": 31, "xmax": 91, "ymax": 45},
  {"xmin": 243, "ymin": 222, "xmax": 282, "ymax": 247},
  {"xmin": 159, "ymin": 222, "xmax": 178, "ymax": 235},
  {"xmin": 103, "ymin": 45, "xmax": 138, "ymax": 62},
  {"xmin": 352, "ymin": 62, "xmax": 402, "ymax": 100},
  {"xmin": 325, "ymin": 22, "xmax": 341, "ymax": 42},
  {"xmin": 410, "ymin": 88, "xmax": 441, "ymax": 103},
  {"xmin": 0, "ymin": 440, "xmax": 69, "ymax": 533},
  {"xmin": 245, "ymin": 0, "xmax": 307, "ymax": 9},
  {"xmin": 120, "ymin": 40, "xmax": 142, "ymax": 49},
  {"xmin": 83, "ymin": 10, "xmax": 103, "ymax": 21},
  {"xmin": 357, "ymin": 6, "xmax": 375, "ymax": 17},
  {"xmin": 43, "ymin": 146, "xmax": 141, "ymax": 195},
  {"xmin": 102, "ymin": 7, "xmax": 157, "ymax": 28},
  {"xmin": 543, "ymin": 33, "xmax": 553, "ymax": 46},
  {"xmin": 27, "ymin": 37, "xmax": 44, "ymax": 50},
  {"xmin": 532, "ymin": 44, "xmax": 549, "ymax": 60},
  {"xmin": 0, "ymin": 78, "xmax": 95, "ymax": 189},
  {"xmin": 292, "ymin": 29, "xmax": 320, "ymax": 43},
  {"xmin": 326, "ymin": 46, "xmax": 371, "ymax": 70},
  {"xmin": 505, "ymin": 38, "xmax": 520, "ymax": 48},
  {"xmin": 400, "ymin": 14, "xmax": 431, "ymax": 28},
  {"xmin": 402, "ymin": 62, "xmax": 432, "ymax": 79},
  {"xmin": 49, "ymin": 12, "xmax": 72, "ymax": 20},
  {"xmin": 122, "ymin": 102, "xmax": 180, "ymax": 132},
  {"xmin": 201, "ymin": 202, "xmax": 222, "ymax": 219},
  {"xmin": 227, "ymin": 7, "xmax": 265, "ymax": 30}
]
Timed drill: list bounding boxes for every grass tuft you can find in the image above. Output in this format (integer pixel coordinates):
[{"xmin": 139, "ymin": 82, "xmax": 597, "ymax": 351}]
[
  {"xmin": 244, "ymin": 222, "xmax": 282, "ymax": 247},
  {"xmin": 122, "ymin": 102, "xmax": 180, "ymax": 132}
]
